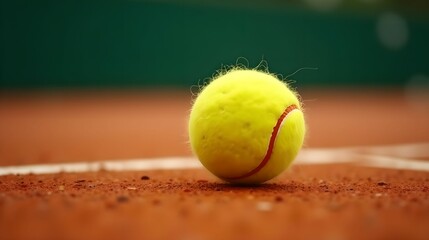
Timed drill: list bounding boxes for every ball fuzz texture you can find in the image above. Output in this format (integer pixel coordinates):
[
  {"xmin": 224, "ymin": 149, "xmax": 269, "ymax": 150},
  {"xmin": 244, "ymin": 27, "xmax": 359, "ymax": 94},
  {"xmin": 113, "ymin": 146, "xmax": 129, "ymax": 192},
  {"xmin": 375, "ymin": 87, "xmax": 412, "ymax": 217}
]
[{"xmin": 189, "ymin": 69, "xmax": 305, "ymax": 184}]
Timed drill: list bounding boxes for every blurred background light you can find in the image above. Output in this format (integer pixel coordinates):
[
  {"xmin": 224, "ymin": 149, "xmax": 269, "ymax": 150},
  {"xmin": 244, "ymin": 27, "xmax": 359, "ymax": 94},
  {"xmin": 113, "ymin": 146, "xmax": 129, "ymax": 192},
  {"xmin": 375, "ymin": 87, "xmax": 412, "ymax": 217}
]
[{"xmin": 376, "ymin": 12, "xmax": 409, "ymax": 50}]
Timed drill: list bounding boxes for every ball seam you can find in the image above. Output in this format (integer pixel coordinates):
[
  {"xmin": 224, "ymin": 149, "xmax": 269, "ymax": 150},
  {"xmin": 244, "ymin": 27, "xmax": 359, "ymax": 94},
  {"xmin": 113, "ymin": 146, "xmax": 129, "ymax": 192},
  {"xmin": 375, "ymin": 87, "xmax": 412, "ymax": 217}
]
[{"xmin": 224, "ymin": 104, "xmax": 299, "ymax": 180}]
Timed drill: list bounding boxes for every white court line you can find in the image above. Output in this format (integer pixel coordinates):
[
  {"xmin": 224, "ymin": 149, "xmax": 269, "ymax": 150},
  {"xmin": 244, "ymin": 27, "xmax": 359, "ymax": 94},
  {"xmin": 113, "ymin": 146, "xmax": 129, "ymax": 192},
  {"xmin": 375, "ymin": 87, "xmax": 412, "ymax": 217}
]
[
  {"xmin": 341, "ymin": 143, "xmax": 429, "ymax": 159},
  {"xmin": 0, "ymin": 157, "xmax": 201, "ymax": 176},
  {"xmin": 0, "ymin": 143, "xmax": 428, "ymax": 176},
  {"xmin": 360, "ymin": 154, "xmax": 429, "ymax": 172}
]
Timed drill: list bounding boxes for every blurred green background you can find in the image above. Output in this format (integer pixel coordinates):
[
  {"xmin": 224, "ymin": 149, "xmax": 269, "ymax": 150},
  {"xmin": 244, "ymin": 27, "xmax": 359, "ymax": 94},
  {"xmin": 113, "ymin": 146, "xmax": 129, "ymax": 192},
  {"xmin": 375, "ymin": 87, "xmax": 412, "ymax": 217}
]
[{"xmin": 1, "ymin": 0, "xmax": 428, "ymax": 89}]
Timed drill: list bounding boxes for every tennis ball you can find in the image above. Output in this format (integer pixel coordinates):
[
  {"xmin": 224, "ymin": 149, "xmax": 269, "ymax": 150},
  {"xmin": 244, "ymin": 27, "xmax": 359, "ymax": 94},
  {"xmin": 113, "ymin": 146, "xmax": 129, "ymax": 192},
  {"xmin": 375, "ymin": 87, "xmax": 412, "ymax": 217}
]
[{"xmin": 189, "ymin": 69, "xmax": 305, "ymax": 184}]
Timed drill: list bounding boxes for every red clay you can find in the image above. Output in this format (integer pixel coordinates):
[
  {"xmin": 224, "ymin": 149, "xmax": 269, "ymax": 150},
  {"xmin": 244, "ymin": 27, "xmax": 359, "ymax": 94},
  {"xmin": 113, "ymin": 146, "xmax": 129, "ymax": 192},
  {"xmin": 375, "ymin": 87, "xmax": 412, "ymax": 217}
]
[
  {"xmin": 0, "ymin": 89, "xmax": 428, "ymax": 240},
  {"xmin": 0, "ymin": 165, "xmax": 428, "ymax": 240}
]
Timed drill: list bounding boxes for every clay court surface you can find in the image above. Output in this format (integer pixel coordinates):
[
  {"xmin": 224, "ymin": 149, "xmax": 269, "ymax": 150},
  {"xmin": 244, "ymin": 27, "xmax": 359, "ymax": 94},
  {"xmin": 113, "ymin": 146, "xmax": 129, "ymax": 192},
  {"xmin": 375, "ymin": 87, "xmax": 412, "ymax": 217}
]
[{"xmin": 0, "ymin": 89, "xmax": 428, "ymax": 240}]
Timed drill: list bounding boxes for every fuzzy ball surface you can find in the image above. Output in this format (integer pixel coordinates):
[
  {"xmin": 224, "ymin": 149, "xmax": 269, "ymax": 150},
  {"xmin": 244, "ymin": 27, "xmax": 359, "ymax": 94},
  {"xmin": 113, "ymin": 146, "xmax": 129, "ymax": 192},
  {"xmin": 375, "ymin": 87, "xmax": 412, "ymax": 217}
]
[{"xmin": 189, "ymin": 69, "xmax": 305, "ymax": 184}]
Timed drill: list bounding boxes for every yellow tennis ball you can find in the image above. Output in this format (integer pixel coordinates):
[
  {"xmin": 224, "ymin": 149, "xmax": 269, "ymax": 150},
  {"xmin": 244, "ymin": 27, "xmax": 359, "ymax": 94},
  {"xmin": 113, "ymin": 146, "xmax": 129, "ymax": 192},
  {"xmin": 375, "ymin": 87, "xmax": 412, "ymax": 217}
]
[{"xmin": 189, "ymin": 69, "xmax": 305, "ymax": 184}]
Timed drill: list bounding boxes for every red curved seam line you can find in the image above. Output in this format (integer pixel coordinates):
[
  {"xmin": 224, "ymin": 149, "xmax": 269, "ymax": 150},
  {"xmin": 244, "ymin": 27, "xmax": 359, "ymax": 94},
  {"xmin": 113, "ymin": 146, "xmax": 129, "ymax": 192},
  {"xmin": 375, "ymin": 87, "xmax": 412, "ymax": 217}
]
[{"xmin": 225, "ymin": 104, "xmax": 298, "ymax": 180}]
